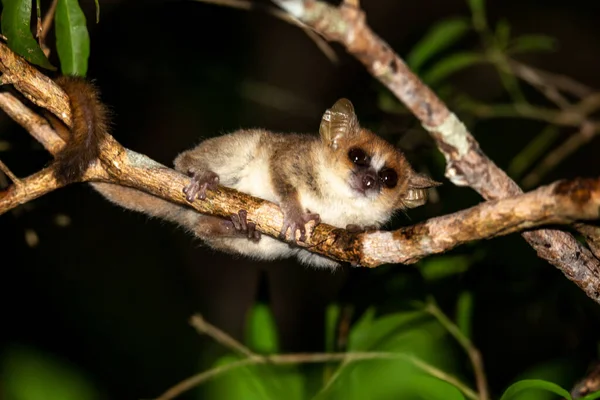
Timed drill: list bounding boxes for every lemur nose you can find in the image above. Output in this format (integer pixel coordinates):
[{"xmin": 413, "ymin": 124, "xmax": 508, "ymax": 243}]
[{"xmin": 363, "ymin": 174, "xmax": 377, "ymax": 189}]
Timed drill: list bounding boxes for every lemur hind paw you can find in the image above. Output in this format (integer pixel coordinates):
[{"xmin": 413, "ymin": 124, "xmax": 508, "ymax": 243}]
[{"xmin": 231, "ymin": 209, "xmax": 261, "ymax": 242}]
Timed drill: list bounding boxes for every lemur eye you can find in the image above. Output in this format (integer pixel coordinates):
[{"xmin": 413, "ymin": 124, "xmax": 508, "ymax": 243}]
[
  {"xmin": 379, "ymin": 168, "xmax": 398, "ymax": 189},
  {"xmin": 348, "ymin": 148, "xmax": 370, "ymax": 166}
]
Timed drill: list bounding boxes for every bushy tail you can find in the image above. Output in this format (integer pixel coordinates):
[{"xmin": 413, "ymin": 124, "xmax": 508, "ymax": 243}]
[{"xmin": 53, "ymin": 76, "xmax": 110, "ymax": 183}]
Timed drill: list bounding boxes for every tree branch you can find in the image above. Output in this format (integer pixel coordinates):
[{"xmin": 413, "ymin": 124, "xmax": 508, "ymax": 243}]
[
  {"xmin": 270, "ymin": 0, "xmax": 600, "ymax": 299},
  {"xmin": 508, "ymin": 59, "xmax": 594, "ymax": 100},
  {"xmin": 0, "ymin": 167, "xmax": 67, "ymax": 212},
  {"xmin": 1, "ymin": 41, "xmax": 600, "ymax": 300},
  {"xmin": 522, "ymin": 122, "xmax": 597, "ymax": 189},
  {"xmin": 359, "ymin": 178, "xmax": 600, "ymax": 266},
  {"xmin": 0, "ymin": 158, "xmax": 19, "ymax": 184}
]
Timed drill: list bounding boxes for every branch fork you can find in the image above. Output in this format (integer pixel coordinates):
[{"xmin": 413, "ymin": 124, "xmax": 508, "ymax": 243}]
[{"xmin": 0, "ymin": 30, "xmax": 599, "ymax": 301}]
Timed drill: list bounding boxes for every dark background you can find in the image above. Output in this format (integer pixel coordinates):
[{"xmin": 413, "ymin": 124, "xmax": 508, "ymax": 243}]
[{"xmin": 1, "ymin": 0, "xmax": 600, "ymax": 398}]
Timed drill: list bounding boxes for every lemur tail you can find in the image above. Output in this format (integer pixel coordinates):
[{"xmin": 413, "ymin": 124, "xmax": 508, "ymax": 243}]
[{"xmin": 53, "ymin": 76, "xmax": 110, "ymax": 184}]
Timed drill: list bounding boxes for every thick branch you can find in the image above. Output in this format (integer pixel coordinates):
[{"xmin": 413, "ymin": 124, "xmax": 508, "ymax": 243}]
[
  {"xmin": 0, "ymin": 91, "xmax": 65, "ymax": 153},
  {"xmin": 1, "ymin": 41, "xmax": 600, "ymax": 300},
  {"xmin": 361, "ymin": 178, "xmax": 600, "ymax": 265},
  {"xmin": 271, "ymin": 0, "xmax": 600, "ymax": 300},
  {"xmin": 0, "ymin": 167, "xmax": 66, "ymax": 212},
  {"xmin": 1, "ymin": 87, "xmax": 599, "ymax": 275},
  {"xmin": 0, "ymin": 43, "xmax": 70, "ymax": 125}
]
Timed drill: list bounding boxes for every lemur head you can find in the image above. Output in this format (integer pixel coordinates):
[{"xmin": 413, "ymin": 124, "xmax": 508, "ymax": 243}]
[{"xmin": 319, "ymin": 98, "xmax": 440, "ymax": 210}]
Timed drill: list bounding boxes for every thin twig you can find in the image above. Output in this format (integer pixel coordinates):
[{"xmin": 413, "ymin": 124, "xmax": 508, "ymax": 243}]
[
  {"xmin": 36, "ymin": 1, "xmax": 43, "ymax": 46},
  {"xmin": 318, "ymin": 358, "xmax": 350, "ymax": 395},
  {"xmin": 509, "ymin": 61, "xmax": 570, "ymax": 108},
  {"xmin": 268, "ymin": 0, "xmax": 600, "ymax": 300},
  {"xmin": 0, "ymin": 159, "xmax": 20, "ymax": 185},
  {"xmin": 40, "ymin": 0, "xmax": 58, "ymax": 43},
  {"xmin": 38, "ymin": 0, "xmax": 58, "ymax": 56},
  {"xmin": 0, "ymin": 92, "xmax": 65, "ymax": 154},
  {"xmin": 156, "ymin": 352, "xmax": 477, "ymax": 400},
  {"xmin": 425, "ymin": 300, "xmax": 489, "ymax": 400},
  {"xmin": 509, "ymin": 60, "xmax": 594, "ymax": 100},
  {"xmin": 522, "ymin": 122, "xmax": 597, "ymax": 189},
  {"xmin": 2, "ymin": 76, "xmax": 600, "ymax": 281},
  {"xmin": 465, "ymin": 101, "xmax": 600, "ymax": 129},
  {"xmin": 155, "ymin": 358, "xmax": 257, "ymax": 400},
  {"xmin": 158, "ymin": 313, "xmax": 478, "ymax": 400},
  {"xmin": 189, "ymin": 315, "xmax": 259, "ymax": 359},
  {"xmin": 504, "ymin": 59, "xmax": 600, "ymax": 199},
  {"xmin": 505, "ymin": 56, "xmax": 600, "ymax": 251},
  {"xmin": 190, "ymin": 0, "xmax": 338, "ymax": 63}
]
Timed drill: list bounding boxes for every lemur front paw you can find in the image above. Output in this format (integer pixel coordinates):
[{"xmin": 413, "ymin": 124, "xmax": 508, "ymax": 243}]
[
  {"xmin": 279, "ymin": 210, "xmax": 321, "ymax": 243},
  {"xmin": 183, "ymin": 170, "xmax": 220, "ymax": 202},
  {"xmin": 230, "ymin": 209, "xmax": 261, "ymax": 242}
]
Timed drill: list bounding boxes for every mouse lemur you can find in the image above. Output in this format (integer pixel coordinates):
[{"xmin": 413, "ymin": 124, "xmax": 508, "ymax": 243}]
[
  {"xmin": 172, "ymin": 98, "xmax": 439, "ymax": 268},
  {"xmin": 51, "ymin": 78, "xmax": 438, "ymax": 268}
]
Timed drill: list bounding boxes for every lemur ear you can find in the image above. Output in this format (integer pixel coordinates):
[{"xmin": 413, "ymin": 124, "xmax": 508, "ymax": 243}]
[
  {"xmin": 402, "ymin": 172, "xmax": 442, "ymax": 209},
  {"xmin": 319, "ymin": 98, "xmax": 359, "ymax": 150}
]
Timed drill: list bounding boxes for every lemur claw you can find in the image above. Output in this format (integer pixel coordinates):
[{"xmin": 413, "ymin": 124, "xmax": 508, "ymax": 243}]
[
  {"xmin": 231, "ymin": 209, "xmax": 261, "ymax": 242},
  {"xmin": 279, "ymin": 211, "xmax": 321, "ymax": 243},
  {"xmin": 183, "ymin": 170, "xmax": 220, "ymax": 202}
]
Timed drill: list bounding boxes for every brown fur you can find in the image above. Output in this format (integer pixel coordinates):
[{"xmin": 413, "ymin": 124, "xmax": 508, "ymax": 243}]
[
  {"xmin": 323, "ymin": 126, "xmax": 414, "ymax": 210},
  {"xmin": 85, "ymin": 97, "xmax": 439, "ymax": 268},
  {"xmin": 52, "ymin": 76, "xmax": 109, "ymax": 183}
]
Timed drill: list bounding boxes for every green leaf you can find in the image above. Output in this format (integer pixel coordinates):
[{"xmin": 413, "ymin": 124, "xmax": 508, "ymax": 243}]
[
  {"xmin": 581, "ymin": 391, "xmax": 600, "ymax": 400},
  {"xmin": 499, "ymin": 379, "xmax": 571, "ymax": 400},
  {"xmin": 245, "ymin": 303, "xmax": 279, "ymax": 354},
  {"xmin": 329, "ymin": 309, "xmax": 463, "ymax": 400},
  {"xmin": 455, "ymin": 291, "xmax": 473, "ymax": 340},
  {"xmin": 407, "ymin": 18, "xmax": 470, "ymax": 72},
  {"xmin": 1, "ymin": 0, "xmax": 55, "ymax": 70},
  {"xmin": 322, "ymin": 309, "xmax": 465, "ymax": 400},
  {"xmin": 509, "ymin": 35, "xmax": 557, "ymax": 54},
  {"xmin": 419, "ymin": 254, "xmax": 473, "ymax": 281},
  {"xmin": 1, "ymin": 345, "xmax": 99, "ymax": 400},
  {"xmin": 206, "ymin": 355, "xmax": 305, "ymax": 400},
  {"xmin": 409, "ymin": 375, "xmax": 466, "ymax": 400},
  {"xmin": 495, "ymin": 18, "xmax": 511, "ymax": 50},
  {"xmin": 350, "ymin": 307, "xmax": 375, "ymax": 332},
  {"xmin": 55, "ymin": 0, "xmax": 90, "ymax": 76},
  {"xmin": 317, "ymin": 359, "xmax": 416, "ymax": 400},
  {"xmin": 319, "ymin": 362, "xmax": 466, "ymax": 400},
  {"xmin": 35, "ymin": 0, "xmax": 41, "ymax": 27},
  {"xmin": 94, "ymin": 0, "xmax": 100, "ymax": 23},
  {"xmin": 348, "ymin": 310, "xmax": 427, "ymax": 351},
  {"xmin": 467, "ymin": 0, "xmax": 487, "ymax": 32},
  {"xmin": 422, "ymin": 52, "xmax": 485, "ymax": 86},
  {"xmin": 513, "ymin": 359, "xmax": 580, "ymax": 400},
  {"xmin": 495, "ymin": 63, "xmax": 527, "ymax": 103},
  {"xmin": 206, "ymin": 355, "xmax": 271, "ymax": 400},
  {"xmin": 352, "ymin": 313, "xmax": 458, "ymax": 371}
]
